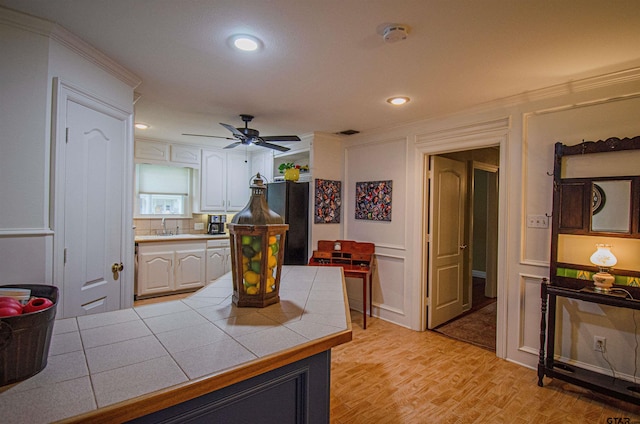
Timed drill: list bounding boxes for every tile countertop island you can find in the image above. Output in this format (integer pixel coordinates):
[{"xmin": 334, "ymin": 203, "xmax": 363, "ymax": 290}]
[{"xmin": 0, "ymin": 266, "xmax": 352, "ymax": 424}]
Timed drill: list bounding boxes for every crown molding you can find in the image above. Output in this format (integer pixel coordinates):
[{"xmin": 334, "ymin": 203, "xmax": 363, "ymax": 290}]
[{"xmin": 0, "ymin": 6, "xmax": 141, "ymax": 89}]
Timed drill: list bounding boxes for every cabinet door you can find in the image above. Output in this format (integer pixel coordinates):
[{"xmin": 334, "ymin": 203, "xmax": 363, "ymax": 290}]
[
  {"xmin": 171, "ymin": 145, "xmax": 201, "ymax": 166},
  {"xmin": 175, "ymin": 248, "xmax": 206, "ymax": 290},
  {"xmin": 201, "ymin": 150, "xmax": 226, "ymax": 211},
  {"xmin": 226, "ymin": 152, "xmax": 251, "ymax": 211},
  {"xmin": 206, "ymin": 247, "xmax": 227, "ymax": 283},
  {"xmin": 251, "ymin": 150, "xmax": 274, "ymax": 183},
  {"xmin": 135, "ymin": 140, "xmax": 169, "ymax": 162},
  {"xmin": 137, "ymin": 251, "xmax": 174, "ymax": 296}
]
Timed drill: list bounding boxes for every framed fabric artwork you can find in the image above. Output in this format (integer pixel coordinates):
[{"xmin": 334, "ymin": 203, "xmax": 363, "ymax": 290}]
[
  {"xmin": 355, "ymin": 180, "xmax": 392, "ymax": 221},
  {"xmin": 314, "ymin": 179, "xmax": 342, "ymax": 223}
]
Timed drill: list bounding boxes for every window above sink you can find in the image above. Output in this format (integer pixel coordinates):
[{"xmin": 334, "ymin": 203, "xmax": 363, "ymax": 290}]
[{"xmin": 135, "ymin": 164, "xmax": 194, "ymax": 218}]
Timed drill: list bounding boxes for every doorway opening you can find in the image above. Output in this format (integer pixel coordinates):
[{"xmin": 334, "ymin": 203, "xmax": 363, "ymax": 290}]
[{"xmin": 426, "ymin": 147, "xmax": 499, "ymax": 351}]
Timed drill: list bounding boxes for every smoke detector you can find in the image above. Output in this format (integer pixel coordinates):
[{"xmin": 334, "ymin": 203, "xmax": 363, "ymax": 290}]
[{"xmin": 382, "ymin": 24, "xmax": 409, "ymax": 43}]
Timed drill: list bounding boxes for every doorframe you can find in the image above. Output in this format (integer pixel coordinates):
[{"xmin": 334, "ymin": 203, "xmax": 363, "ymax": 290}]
[
  {"xmin": 417, "ymin": 133, "xmax": 508, "ymax": 358},
  {"xmin": 51, "ymin": 78, "xmax": 135, "ymax": 316}
]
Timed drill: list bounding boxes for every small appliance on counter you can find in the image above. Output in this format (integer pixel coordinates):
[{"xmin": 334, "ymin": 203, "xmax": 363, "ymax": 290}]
[{"xmin": 207, "ymin": 214, "xmax": 227, "ymax": 234}]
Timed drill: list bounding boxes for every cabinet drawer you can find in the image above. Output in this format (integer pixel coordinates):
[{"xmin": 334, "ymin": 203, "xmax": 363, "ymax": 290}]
[
  {"xmin": 312, "ymin": 251, "xmax": 332, "ymax": 259},
  {"xmin": 207, "ymin": 239, "xmax": 230, "ymax": 248},
  {"xmin": 351, "ymin": 253, "xmax": 372, "ymax": 262}
]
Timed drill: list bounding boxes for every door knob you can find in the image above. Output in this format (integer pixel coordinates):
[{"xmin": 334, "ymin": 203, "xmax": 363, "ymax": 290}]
[{"xmin": 112, "ymin": 262, "xmax": 124, "ymax": 280}]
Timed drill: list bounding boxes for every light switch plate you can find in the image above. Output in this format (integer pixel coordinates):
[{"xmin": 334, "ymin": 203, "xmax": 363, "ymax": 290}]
[{"xmin": 527, "ymin": 215, "xmax": 549, "ymax": 229}]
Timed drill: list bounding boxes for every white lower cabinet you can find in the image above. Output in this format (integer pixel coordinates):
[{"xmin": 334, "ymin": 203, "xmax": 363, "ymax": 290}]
[
  {"xmin": 136, "ymin": 241, "xmax": 206, "ymax": 297},
  {"xmin": 206, "ymin": 239, "xmax": 232, "ymax": 284}
]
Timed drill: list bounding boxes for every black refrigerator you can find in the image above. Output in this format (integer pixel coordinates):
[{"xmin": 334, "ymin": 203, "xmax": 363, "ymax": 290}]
[{"xmin": 267, "ymin": 181, "xmax": 309, "ymax": 265}]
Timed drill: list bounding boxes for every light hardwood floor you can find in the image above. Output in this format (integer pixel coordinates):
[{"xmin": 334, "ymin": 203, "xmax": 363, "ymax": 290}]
[
  {"xmin": 333, "ymin": 311, "xmax": 640, "ymax": 423},
  {"xmin": 134, "ymin": 295, "xmax": 640, "ymax": 423}
]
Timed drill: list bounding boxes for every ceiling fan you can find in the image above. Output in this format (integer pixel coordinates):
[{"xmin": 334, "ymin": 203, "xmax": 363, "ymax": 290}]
[{"xmin": 182, "ymin": 114, "xmax": 300, "ymax": 152}]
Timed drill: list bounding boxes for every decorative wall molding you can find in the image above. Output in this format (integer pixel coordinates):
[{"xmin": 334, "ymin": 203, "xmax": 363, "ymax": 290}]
[
  {"xmin": 0, "ymin": 6, "xmax": 141, "ymax": 88},
  {"xmin": 516, "ymin": 273, "xmax": 546, "ymax": 357},
  {"xmin": 0, "ymin": 228, "xmax": 54, "ymax": 236},
  {"xmin": 415, "ymin": 117, "xmax": 511, "ymax": 145}
]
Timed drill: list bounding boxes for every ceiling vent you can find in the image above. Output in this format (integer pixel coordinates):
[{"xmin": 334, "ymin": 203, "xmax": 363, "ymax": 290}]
[
  {"xmin": 382, "ymin": 24, "xmax": 409, "ymax": 43},
  {"xmin": 337, "ymin": 129, "xmax": 360, "ymax": 136}
]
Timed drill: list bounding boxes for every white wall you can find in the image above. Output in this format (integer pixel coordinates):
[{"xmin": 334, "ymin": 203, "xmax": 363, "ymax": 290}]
[
  {"xmin": 310, "ymin": 132, "xmax": 343, "ymax": 248},
  {"xmin": 342, "ymin": 69, "xmax": 640, "ymax": 371},
  {"xmin": 0, "ymin": 9, "xmax": 138, "ymax": 291}
]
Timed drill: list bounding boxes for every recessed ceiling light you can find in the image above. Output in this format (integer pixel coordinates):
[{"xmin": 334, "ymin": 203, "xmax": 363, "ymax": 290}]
[
  {"xmin": 386, "ymin": 96, "xmax": 410, "ymax": 106},
  {"xmin": 231, "ymin": 34, "xmax": 261, "ymax": 52},
  {"xmin": 134, "ymin": 123, "xmax": 149, "ymax": 130}
]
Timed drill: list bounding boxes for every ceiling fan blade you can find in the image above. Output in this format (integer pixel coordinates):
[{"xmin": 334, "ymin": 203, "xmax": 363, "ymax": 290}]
[
  {"xmin": 261, "ymin": 135, "xmax": 301, "ymax": 142},
  {"xmin": 182, "ymin": 133, "xmax": 235, "ymax": 140},
  {"xmin": 224, "ymin": 141, "xmax": 242, "ymax": 149},
  {"xmin": 254, "ymin": 140, "xmax": 291, "ymax": 152},
  {"xmin": 220, "ymin": 123, "xmax": 246, "ymax": 139}
]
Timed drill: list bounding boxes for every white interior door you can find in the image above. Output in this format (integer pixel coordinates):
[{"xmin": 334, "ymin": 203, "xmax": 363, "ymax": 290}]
[
  {"xmin": 62, "ymin": 97, "xmax": 127, "ymax": 317},
  {"xmin": 428, "ymin": 156, "xmax": 468, "ymax": 329}
]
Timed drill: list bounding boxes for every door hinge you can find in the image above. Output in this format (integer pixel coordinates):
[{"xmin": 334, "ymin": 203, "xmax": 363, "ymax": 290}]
[
  {"xmin": 65, "ymin": 127, "xmax": 69, "ymax": 144},
  {"xmin": 63, "ymin": 248, "xmax": 67, "ymax": 264}
]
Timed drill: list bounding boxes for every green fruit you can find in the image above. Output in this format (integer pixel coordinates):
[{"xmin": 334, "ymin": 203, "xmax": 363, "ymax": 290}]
[
  {"xmin": 242, "ymin": 245, "xmax": 255, "ymax": 258},
  {"xmin": 251, "ymin": 238, "xmax": 262, "ymax": 253},
  {"xmin": 250, "ymin": 260, "xmax": 261, "ymax": 273},
  {"xmin": 270, "ymin": 243, "xmax": 279, "ymax": 254},
  {"xmin": 241, "ymin": 235, "xmax": 253, "ymax": 245}
]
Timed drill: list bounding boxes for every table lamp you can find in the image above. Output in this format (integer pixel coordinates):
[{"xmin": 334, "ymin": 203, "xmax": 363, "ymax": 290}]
[{"xmin": 589, "ymin": 244, "xmax": 617, "ymax": 293}]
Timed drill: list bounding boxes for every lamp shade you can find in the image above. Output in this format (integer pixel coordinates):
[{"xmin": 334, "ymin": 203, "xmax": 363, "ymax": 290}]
[{"xmin": 589, "ymin": 244, "xmax": 617, "ymax": 268}]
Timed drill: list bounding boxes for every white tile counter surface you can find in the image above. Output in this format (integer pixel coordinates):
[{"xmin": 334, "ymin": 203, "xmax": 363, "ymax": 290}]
[{"xmin": 0, "ymin": 266, "xmax": 350, "ymax": 424}]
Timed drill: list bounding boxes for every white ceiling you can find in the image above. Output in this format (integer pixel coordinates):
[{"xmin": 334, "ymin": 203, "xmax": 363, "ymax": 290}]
[{"xmin": 3, "ymin": 0, "xmax": 640, "ymax": 150}]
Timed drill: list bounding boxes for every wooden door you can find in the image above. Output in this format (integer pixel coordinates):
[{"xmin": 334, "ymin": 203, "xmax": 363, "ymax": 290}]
[
  {"xmin": 428, "ymin": 156, "xmax": 468, "ymax": 328},
  {"xmin": 62, "ymin": 98, "xmax": 127, "ymax": 317}
]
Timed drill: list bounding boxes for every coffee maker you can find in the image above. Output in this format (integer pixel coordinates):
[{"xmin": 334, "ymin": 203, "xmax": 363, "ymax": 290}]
[{"xmin": 207, "ymin": 214, "xmax": 227, "ymax": 234}]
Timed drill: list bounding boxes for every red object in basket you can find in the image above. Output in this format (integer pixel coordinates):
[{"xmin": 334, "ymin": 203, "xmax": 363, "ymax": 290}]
[{"xmin": 23, "ymin": 297, "xmax": 54, "ymax": 314}]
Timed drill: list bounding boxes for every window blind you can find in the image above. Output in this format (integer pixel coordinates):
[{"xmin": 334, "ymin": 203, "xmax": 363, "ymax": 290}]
[{"xmin": 137, "ymin": 164, "xmax": 189, "ymax": 195}]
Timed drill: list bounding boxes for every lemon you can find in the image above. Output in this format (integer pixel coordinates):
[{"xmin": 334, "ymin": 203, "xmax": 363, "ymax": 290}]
[
  {"xmin": 268, "ymin": 236, "xmax": 277, "ymax": 245},
  {"xmin": 246, "ymin": 286, "xmax": 258, "ymax": 295},
  {"xmin": 244, "ymin": 270, "xmax": 260, "ymax": 285},
  {"xmin": 253, "ymin": 251, "xmax": 262, "ymax": 261},
  {"xmin": 268, "ymin": 255, "xmax": 277, "ymax": 268}
]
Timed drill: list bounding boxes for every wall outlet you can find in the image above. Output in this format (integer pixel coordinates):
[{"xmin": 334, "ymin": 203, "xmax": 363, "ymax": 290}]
[
  {"xmin": 194, "ymin": 222, "xmax": 204, "ymax": 230},
  {"xmin": 526, "ymin": 215, "xmax": 549, "ymax": 229},
  {"xmin": 594, "ymin": 336, "xmax": 606, "ymax": 352}
]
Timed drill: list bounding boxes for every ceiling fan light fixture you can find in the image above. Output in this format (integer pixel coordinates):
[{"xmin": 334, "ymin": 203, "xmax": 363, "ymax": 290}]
[
  {"xmin": 386, "ymin": 96, "xmax": 410, "ymax": 106},
  {"xmin": 231, "ymin": 34, "xmax": 261, "ymax": 52},
  {"xmin": 134, "ymin": 122, "xmax": 149, "ymax": 129}
]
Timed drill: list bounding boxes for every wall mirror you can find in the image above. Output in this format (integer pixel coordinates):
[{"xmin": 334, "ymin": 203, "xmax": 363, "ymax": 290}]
[{"xmin": 591, "ymin": 180, "xmax": 631, "ymax": 233}]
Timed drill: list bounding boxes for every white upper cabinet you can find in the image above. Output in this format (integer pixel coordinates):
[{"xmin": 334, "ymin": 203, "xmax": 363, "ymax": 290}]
[
  {"xmin": 200, "ymin": 149, "xmax": 250, "ymax": 212},
  {"xmin": 200, "ymin": 149, "xmax": 226, "ymax": 211},
  {"xmin": 226, "ymin": 152, "xmax": 251, "ymax": 210},
  {"xmin": 135, "ymin": 139, "xmax": 169, "ymax": 163},
  {"xmin": 170, "ymin": 144, "xmax": 201, "ymax": 166},
  {"xmin": 135, "ymin": 139, "xmax": 201, "ymax": 168},
  {"xmin": 251, "ymin": 150, "xmax": 274, "ymax": 183}
]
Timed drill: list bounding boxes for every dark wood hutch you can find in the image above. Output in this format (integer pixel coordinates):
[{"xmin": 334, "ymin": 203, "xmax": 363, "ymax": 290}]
[{"xmin": 538, "ymin": 136, "xmax": 640, "ymax": 405}]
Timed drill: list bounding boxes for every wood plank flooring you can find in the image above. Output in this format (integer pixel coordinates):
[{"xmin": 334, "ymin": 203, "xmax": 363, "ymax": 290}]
[
  {"xmin": 332, "ymin": 310, "xmax": 640, "ymax": 423},
  {"xmin": 135, "ymin": 294, "xmax": 640, "ymax": 423}
]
